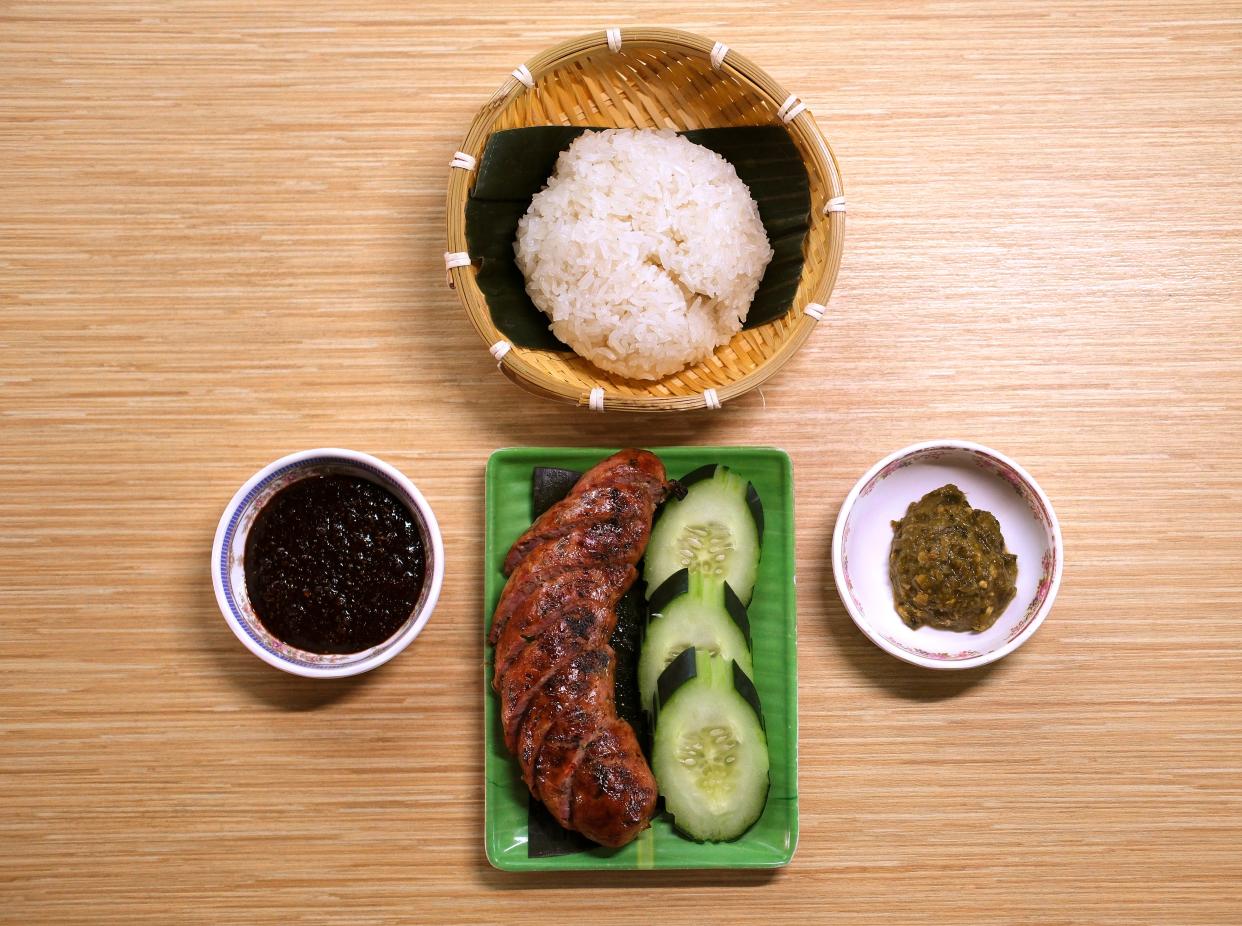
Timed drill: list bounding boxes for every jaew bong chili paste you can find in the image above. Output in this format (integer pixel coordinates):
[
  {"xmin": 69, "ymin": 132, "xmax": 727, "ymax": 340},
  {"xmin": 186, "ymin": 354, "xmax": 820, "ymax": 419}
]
[{"xmin": 244, "ymin": 474, "xmax": 425, "ymax": 654}]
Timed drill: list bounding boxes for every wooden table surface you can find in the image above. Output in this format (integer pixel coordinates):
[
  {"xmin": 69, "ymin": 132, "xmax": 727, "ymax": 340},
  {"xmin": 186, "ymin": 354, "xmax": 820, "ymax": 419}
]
[{"xmin": 3, "ymin": 2, "xmax": 1241, "ymax": 923}]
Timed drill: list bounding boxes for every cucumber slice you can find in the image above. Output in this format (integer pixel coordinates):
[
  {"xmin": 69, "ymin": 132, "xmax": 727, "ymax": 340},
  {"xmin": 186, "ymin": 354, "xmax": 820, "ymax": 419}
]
[
  {"xmin": 639, "ymin": 569, "xmax": 753, "ymax": 715},
  {"xmin": 644, "ymin": 464, "xmax": 763, "ymax": 605},
  {"xmin": 652, "ymin": 648, "xmax": 769, "ymax": 842}
]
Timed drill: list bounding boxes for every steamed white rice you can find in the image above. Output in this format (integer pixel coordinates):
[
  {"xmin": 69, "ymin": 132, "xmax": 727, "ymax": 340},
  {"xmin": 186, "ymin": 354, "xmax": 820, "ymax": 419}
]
[{"xmin": 514, "ymin": 129, "xmax": 773, "ymax": 381}]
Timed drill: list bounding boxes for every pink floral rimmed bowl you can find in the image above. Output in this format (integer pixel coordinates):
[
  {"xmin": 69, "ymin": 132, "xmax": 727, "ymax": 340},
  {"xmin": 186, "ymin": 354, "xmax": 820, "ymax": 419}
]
[
  {"xmin": 210, "ymin": 448, "xmax": 445, "ymax": 678},
  {"xmin": 832, "ymin": 440, "xmax": 1063, "ymax": 670}
]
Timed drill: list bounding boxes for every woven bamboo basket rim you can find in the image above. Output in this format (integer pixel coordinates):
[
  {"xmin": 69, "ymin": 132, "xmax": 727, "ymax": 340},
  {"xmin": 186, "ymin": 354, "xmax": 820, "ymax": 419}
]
[{"xmin": 446, "ymin": 27, "xmax": 845, "ymax": 413}]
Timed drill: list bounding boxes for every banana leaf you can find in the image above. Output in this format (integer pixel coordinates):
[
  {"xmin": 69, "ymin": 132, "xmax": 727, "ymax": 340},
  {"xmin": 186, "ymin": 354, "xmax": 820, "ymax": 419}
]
[{"xmin": 465, "ymin": 126, "xmax": 810, "ymax": 351}]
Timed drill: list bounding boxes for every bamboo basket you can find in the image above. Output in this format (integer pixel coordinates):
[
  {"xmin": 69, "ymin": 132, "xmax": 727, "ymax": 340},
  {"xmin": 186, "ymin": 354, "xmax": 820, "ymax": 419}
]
[{"xmin": 445, "ymin": 27, "xmax": 845, "ymax": 413}]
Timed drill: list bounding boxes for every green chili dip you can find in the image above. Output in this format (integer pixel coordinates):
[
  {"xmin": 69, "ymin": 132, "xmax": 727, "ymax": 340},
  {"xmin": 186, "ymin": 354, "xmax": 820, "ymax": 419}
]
[{"xmin": 889, "ymin": 484, "xmax": 1018, "ymax": 632}]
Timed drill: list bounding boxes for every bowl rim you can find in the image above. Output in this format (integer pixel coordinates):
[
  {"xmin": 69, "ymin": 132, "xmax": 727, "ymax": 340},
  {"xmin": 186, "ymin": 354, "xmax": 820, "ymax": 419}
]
[
  {"xmin": 445, "ymin": 26, "xmax": 845, "ymax": 412},
  {"xmin": 210, "ymin": 448, "xmax": 446, "ymax": 678},
  {"xmin": 831, "ymin": 439, "xmax": 1064, "ymax": 671}
]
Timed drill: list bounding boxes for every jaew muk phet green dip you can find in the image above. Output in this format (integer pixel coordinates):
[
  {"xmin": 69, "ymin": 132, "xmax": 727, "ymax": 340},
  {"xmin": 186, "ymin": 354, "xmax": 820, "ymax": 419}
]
[{"xmin": 888, "ymin": 484, "xmax": 1018, "ymax": 633}]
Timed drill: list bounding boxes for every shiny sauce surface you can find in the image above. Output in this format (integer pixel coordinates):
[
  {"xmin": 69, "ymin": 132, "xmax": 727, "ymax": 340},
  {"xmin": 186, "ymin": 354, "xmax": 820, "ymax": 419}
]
[{"xmin": 244, "ymin": 474, "xmax": 425, "ymax": 654}]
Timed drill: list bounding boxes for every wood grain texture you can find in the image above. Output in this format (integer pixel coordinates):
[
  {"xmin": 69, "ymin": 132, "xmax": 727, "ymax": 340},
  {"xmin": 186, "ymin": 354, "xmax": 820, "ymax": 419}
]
[{"xmin": 2, "ymin": 2, "xmax": 1240, "ymax": 923}]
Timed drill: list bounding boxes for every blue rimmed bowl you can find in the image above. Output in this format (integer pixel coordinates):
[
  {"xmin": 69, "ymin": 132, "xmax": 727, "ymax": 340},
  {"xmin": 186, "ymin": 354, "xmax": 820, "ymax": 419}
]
[{"xmin": 210, "ymin": 448, "xmax": 445, "ymax": 678}]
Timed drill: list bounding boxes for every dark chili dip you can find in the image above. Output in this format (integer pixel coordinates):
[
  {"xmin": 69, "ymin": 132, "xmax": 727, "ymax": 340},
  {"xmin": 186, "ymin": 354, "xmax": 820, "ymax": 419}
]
[
  {"xmin": 889, "ymin": 484, "xmax": 1017, "ymax": 633},
  {"xmin": 244, "ymin": 474, "xmax": 425, "ymax": 654}
]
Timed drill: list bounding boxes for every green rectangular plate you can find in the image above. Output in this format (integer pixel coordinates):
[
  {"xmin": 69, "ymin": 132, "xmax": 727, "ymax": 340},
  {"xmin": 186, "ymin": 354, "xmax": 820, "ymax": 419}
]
[{"xmin": 484, "ymin": 446, "xmax": 798, "ymax": 871}]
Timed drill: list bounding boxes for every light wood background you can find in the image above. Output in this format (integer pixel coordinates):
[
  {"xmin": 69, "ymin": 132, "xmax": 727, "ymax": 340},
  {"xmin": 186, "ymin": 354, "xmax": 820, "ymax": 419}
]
[{"xmin": 3, "ymin": 2, "xmax": 1240, "ymax": 923}]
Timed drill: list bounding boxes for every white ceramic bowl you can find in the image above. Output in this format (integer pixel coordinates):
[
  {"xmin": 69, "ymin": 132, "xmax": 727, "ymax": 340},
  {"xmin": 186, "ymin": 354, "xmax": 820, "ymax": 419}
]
[
  {"xmin": 211, "ymin": 448, "xmax": 445, "ymax": 678},
  {"xmin": 832, "ymin": 440, "xmax": 1062, "ymax": 670}
]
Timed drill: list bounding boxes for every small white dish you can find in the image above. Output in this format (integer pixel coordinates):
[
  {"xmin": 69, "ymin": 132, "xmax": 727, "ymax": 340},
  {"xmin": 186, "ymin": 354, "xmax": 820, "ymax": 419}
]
[
  {"xmin": 211, "ymin": 448, "xmax": 445, "ymax": 678},
  {"xmin": 832, "ymin": 440, "xmax": 1062, "ymax": 670}
]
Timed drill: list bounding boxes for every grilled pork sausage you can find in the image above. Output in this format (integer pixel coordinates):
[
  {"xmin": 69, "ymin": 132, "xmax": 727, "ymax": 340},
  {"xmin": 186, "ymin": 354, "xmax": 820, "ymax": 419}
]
[
  {"xmin": 501, "ymin": 450, "xmax": 668, "ymax": 575},
  {"xmin": 490, "ymin": 449, "xmax": 671, "ymax": 847}
]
